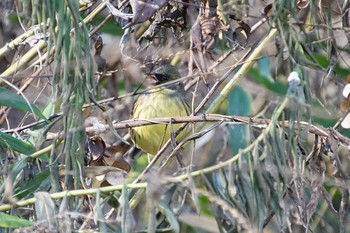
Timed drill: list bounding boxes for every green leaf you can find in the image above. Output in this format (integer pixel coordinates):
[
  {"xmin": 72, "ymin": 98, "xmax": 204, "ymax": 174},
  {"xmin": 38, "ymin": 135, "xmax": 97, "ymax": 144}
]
[
  {"xmin": 314, "ymin": 54, "xmax": 350, "ymax": 77},
  {"xmin": 93, "ymin": 15, "xmax": 124, "ymax": 35},
  {"xmin": 257, "ymin": 55, "xmax": 273, "ymax": 82},
  {"xmin": 14, "ymin": 169, "xmax": 51, "ymax": 200},
  {"xmin": 227, "ymin": 86, "xmax": 250, "ymax": 155},
  {"xmin": 0, "ymin": 131, "xmax": 35, "ymax": 155},
  {"xmin": 249, "ymin": 68, "xmax": 287, "ymax": 96},
  {"xmin": 0, "ymin": 87, "xmax": 46, "ymax": 119},
  {"xmin": 10, "ymin": 156, "xmax": 30, "ymax": 178},
  {"xmin": 0, "ymin": 212, "xmax": 34, "ymax": 228},
  {"xmin": 158, "ymin": 202, "xmax": 180, "ymax": 233}
]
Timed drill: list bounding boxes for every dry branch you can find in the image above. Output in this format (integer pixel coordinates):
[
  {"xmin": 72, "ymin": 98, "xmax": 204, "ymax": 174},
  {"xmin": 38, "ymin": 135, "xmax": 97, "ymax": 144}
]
[{"xmin": 85, "ymin": 113, "xmax": 333, "ymax": 140}]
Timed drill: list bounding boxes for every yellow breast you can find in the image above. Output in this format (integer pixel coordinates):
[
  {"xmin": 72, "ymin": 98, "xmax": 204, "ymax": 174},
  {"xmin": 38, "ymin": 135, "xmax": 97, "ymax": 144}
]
[{"xmin": 130, "ymin": 88, "xmax": 189, "ymax": 155}]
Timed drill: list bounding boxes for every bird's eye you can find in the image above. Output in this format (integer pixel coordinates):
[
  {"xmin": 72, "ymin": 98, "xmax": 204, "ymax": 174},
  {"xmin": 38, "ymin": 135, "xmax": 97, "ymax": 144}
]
[{"xmin": 154, "ymin": 73, "xmax": 169, "ymax": 82}]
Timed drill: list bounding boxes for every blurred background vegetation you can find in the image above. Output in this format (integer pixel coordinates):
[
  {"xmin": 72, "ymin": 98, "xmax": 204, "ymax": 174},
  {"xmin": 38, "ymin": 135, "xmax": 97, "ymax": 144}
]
[{"xmin": 0, "ymin": 0, "xmax": 350, "ymax": 232}]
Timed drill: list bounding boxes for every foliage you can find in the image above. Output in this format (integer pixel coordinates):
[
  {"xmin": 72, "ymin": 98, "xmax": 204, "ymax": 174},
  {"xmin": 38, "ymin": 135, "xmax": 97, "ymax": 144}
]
[{"xmin": 0, "ymin": 0, "xmax": 350, "ymax": 232}]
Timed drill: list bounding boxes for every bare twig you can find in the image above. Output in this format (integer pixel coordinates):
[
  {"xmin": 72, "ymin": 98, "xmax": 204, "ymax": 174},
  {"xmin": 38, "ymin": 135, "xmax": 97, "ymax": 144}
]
[{"xmin": 88, "ymin": 114, "xmax": 330, "ymax": 141}]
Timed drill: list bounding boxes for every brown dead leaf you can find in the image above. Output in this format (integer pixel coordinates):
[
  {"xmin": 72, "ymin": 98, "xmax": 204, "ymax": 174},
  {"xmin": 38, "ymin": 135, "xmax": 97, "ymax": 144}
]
[
  {"xmin": 260, "ymin": 4, "xmax": 273, "ymax": 17},
  {"xmin": 233, "ymin": 21, "xmax": 251, "ymax": 44},
  {"xmin": 200, "ymin": 16, "xmax": 229, "ymax": 47},
  {"xmin": 87, "ymin": 136, "xmax": 106, "ymax": 161},
  {"xmin": 339, "ymin": 100, "xmax": 350, "ymax": 112},
  {"xmin": 83, "ymin": 106, "xmax": 92, "ymax": 118},
  {"xmin": 105, "ymin": 170, "xmax": 125, "ymax": 186},
  {"xmin": 112, "ymin": 156, "xmax": 131, "ymax": 173},
  {"xmin": 297, "ymin": 0, "xmax": 309, "ymax": 9},
  {"xmin": 130, "ymin": 0, "xmax": 169, "ymax": 25},
  {"xmin": 105, "ymin": 144, "xmax": 129, "ymax": 156}
]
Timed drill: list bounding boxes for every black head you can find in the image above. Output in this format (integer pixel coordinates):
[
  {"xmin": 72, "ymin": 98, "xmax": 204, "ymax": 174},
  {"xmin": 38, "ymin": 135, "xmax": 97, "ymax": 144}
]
[{"xmin": 146, "ymin": 65, "xmax": 181, "ymax": 86}]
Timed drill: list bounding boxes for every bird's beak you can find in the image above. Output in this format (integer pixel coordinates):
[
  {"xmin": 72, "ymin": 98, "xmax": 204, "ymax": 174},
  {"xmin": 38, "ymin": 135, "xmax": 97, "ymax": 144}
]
[{"xmin": 146, "ymin": 74, "xmax": 159, "ymax": 85}]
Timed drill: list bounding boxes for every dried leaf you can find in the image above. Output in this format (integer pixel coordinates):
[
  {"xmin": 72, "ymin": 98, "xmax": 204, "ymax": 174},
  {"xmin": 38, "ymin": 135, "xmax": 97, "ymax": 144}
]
[
  {"xmin": 100, "ymin": 153, "xmax": 114, "ymax": 166},
  {"xmin": 297, "ymin": 0, "xmax": 309, "ymax": 9},
  {"xmin": 146, "ymin": 170, "xmax": 163, "ymax": 201},
  {"xmin": 34, "ymin": 192, "xmax": 57, "ymax": 230},
  {"xmin": 103, "ymin": 0, "xmax": 133, "ymax": 20},
  {"xmin": 306, "ymin": 172, "xmax": 323, "ymax": 224},
  {"xmin": 190, "ymin": 14, "xmax": 228, "ymax": 68},
  {"xmin": 187, "ymin": 172, "xmax": 200, "ymax": 215},
  {"xmin": 105, "ymin": 145, "xmax": 128, "ymax": 155},
  {"xmin": 190, "ymin": 17, "xmax": 203, "ymax": 52},
  {"xmin": 189, "ymin": 16, "xmax": 207, "ymax": 72},
  {"xmin": 146, "ymin": 170, "xmax": 162, "ymax": 232},
  {"xmin": 105, "ymin": 170, "xmax": 125, "ymax": 185},
  {"xmin": 130, "ymin": 0, "xmax": 169, "ymax": 24},
  {"xmin": 118, "ymin": 184, "xmax": 136, "ymax": 232},
  {"xmin": 112, "ymin": 156, "xmax": 131, "ymax": 173},
  {"xmin": 339, "ymin": 100, "xmax": 350, "ymax": 112},
  {"xmin": 83, "ymin": 106, "xmax": 92, "ymax": 117},
  {"xmin": 233, "ymin": 21, "xmax": 251, "ymax": 44},
  {"xmin": 200, "ymin": 16, "xmax": 228, "ymax": 40},
  {"xmin": 137, "ymin": 3, "xmax": 186, "ymax": 44},
  {"xmin": 90, "ymin": 156, "xmax": 106, "ymax": 166},
  {"xmin": 200, "ymin": 16, "xmax": 228, "ymax": 51},
  {"xmin": 87, "ymin": 136, "xmax": 106, "ymax": 161},
  {"xmin": 260, "ymin": 4, "xmax": 273, "ymax": 17},
  {"xmin": 57, "ymin": 196, "xmax": 71, "ymax": 233}
]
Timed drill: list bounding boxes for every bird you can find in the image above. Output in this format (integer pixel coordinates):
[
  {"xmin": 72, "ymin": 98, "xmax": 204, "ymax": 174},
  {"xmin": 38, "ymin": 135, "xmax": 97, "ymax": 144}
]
[{"xmin": 129, "ymin": 65, "xmax": 190, "ymax": 156}]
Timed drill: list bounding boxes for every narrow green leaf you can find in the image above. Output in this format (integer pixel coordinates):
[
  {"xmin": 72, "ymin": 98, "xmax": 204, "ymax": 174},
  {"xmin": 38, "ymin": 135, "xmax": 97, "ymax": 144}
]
[
  {"xmin": 10, "ymin": 156, "xmax": 30, "ymax": 178},
  {"xmin": 0, "ymin": 212, "xmax": 34, "ymax": 228},
  {"xmin": 314, "ymin": 54, "xmax": 350, "ymax": 77},
  {"xmin": 14, "ymin": 169, "xmax": 51, "ymax": 200},
  {"xmin": 249, "ymin": 68, "xmax": 287, "ymax": 95},
  {"xmin": 0, "ymin": 87, "xmax": 46, "ymax": 119},
  {"xmin": 158, "ymin": 202, "xmax": 180, "ymax": 233},
  {"xmin": 0, "ymin": 131, "xmax": 35, "ymax": 155}
]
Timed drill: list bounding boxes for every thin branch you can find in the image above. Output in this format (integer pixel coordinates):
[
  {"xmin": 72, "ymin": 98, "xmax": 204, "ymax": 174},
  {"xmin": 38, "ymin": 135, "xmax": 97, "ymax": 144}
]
[{"xmin": 85, "ymin": 113, "xmax": 330, "ymax": 139}]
